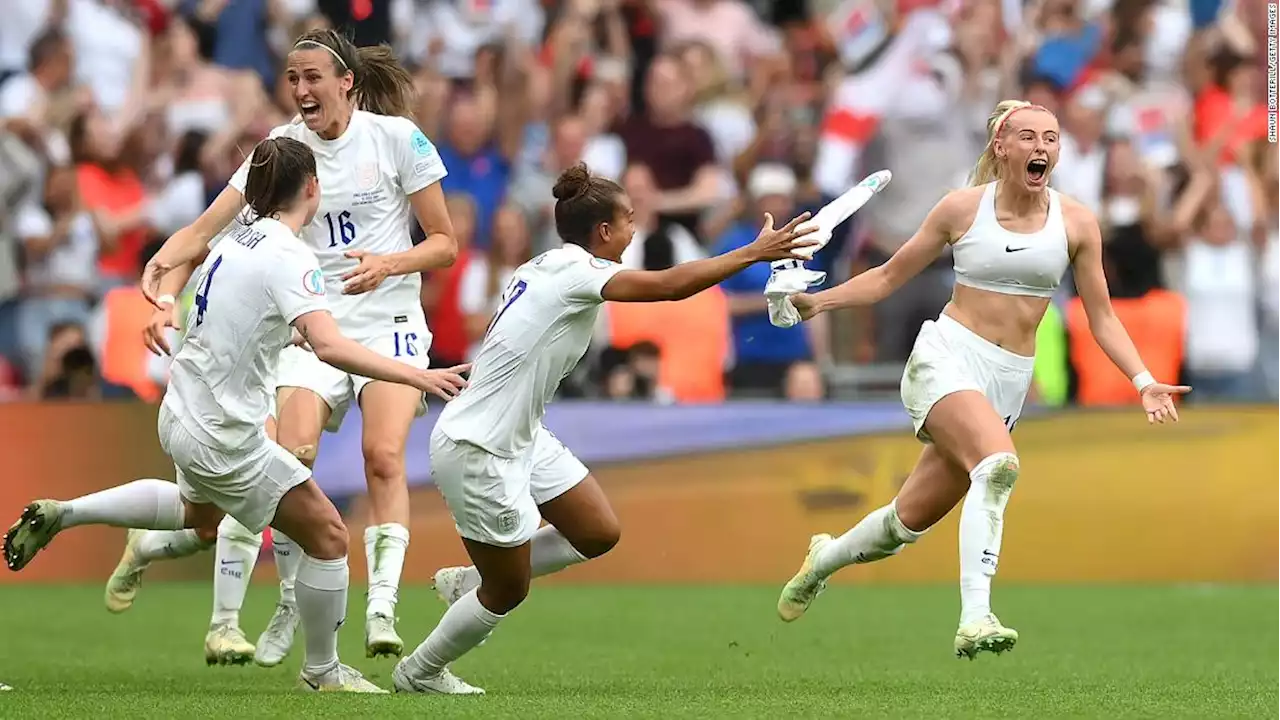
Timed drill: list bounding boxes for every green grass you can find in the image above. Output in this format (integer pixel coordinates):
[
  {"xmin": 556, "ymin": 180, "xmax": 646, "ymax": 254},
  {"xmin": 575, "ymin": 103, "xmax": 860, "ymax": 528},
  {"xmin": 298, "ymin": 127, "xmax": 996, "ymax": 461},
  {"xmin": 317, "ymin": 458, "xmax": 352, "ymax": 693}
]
[{"xmin": 0, "ymin": 583, "xmax": 1275, "ymax": 718}]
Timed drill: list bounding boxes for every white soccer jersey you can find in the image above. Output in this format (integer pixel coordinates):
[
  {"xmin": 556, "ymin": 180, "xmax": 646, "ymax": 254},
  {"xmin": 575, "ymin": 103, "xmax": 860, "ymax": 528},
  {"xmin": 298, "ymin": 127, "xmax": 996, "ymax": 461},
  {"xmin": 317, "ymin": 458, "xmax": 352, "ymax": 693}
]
[
  {"xmin": 436, "ymin": 244, "xmax": 624, "ymax": 457},
  {"xmin": 165, "ymin": 218, "xmax": 329, "ymax": 447},
  {"xmin": 229, "ymin": 110, "xmax": 447, "ymax": 339}
]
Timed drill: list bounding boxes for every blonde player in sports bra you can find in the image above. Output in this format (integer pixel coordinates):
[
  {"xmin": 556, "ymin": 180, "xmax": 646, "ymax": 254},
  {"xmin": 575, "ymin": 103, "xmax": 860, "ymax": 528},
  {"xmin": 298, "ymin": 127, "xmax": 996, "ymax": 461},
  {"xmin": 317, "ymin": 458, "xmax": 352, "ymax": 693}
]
[
  {"xmin": 775, "ymin": 100, "xmax": 1191, "ymax": 659},
  {"xmin": 107, "ymin": 30, "xmax": 457, "ymax": 664},
  {"xmin": 4, "ymin": 137, "xmax": 468, "ymax": 692}
]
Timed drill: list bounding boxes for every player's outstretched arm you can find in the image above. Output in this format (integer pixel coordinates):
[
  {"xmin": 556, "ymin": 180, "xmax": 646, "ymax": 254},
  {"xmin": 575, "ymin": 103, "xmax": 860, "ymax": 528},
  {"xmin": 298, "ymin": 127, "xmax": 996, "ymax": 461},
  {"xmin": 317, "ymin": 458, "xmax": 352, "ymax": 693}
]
[
  {"xmin": 1065, "ymin": 197, "xmax": 1190, "ymax": 423},
  {"xmin": 292, "ymin": 310, "xmax": 470, "ymax": 401},
  {"xmin": 793, "ymin": 192, "xmax": 957, "ymax": 321},
  {"xmin": 600, "ymin": 212, "xmax": 818, "ymax": 303}
]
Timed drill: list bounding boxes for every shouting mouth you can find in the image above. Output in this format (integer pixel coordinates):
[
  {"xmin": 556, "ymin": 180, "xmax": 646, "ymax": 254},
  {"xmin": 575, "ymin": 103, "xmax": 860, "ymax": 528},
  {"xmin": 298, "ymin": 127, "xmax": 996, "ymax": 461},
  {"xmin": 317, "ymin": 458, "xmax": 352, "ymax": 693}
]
[
  {"xmin": 1026, "ymin": 158, "xmax": 1048, "ymax": 185},
  {"xmin": 299, "ymin": 101, "xmax": 322, "ymax": 122}
]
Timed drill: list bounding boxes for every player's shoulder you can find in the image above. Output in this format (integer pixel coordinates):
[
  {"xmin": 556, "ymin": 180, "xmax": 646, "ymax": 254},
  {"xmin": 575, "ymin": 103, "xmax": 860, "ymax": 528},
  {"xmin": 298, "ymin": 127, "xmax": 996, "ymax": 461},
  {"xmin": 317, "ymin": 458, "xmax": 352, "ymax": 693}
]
[
  {"xmin": 939, "ymin": 185, "xmax": 986, "ymax": 214},
  {"xmin": 1053, "ymin": 189, "xmax": 1095, "ymax": 226},
  {"xmin": 934, "ymin": 185, "xmax": 987, "ymax": 236},
  {"xmin": 359, "ymin": 110, "xmax": 422, "ymax": 139},
  {"xmin": 359, "ymin": 110, "xmax": 437, "ymax": 155},
  {"xmin": 1053, "ymin": 189, "xmax": 1100, "ymax": 243}
]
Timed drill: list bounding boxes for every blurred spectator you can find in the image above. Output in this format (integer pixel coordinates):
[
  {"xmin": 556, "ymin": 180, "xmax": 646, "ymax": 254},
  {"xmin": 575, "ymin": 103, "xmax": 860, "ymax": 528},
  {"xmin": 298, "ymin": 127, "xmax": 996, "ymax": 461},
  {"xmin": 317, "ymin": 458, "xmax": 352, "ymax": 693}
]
[
  {"xmin": 70, "ymin": 109, "xmax": 151, "ymax": 289},
  {"xmin": 423, "ymin": 193, "xmax": 480, "ymax": 369},
  {"xmin": 599, "ymin": 341, "xmax": 674, "ymax": 403},
  {"xmin": 714, "ymin": 163, "xmax": 825, "ymax": 400},
  {"xmin": 87, "ymin": 240, "xmax": 166, "ymax": 403},
  {"xmin": 1173, "ymin": 196, "xmax": 1259, "ymax": 402},
  {"xmin": 66, "ymin": 0, "xmax": 148, "ymax": 118},
  {"xmin": 0, "ymin": 28, "xmax": 76, "ymax": 167},
  {"xmin": 677, "ymin": 40, "xmax": 755, "ymax": 169},
  {"xmin": 508, "ymin": 115, "xmax": 595, "ymax": 255},
  {"xmin": 41, "ymin": 344, "xmax": 101, "ymax": 400},
  {"xmin": 436, "ymin": 88, "xmax": 521, "ymax": 249},
  {"xmin": 15, "ymin": 164, "xmax": 98, "ymax": 375},
  {"xmin": 617, "ymin": 54, "xmax": 718, "ymax": 234},
  {"xmin": 408, "ymin": 0, "xmax": 545, "ymax": 79},
  {"xmin": 459, "ymin": 205, "xmax": 532, "ymax": 359},
  {"xmin": 657, "ymin": 0, "xmax": 780, "ymax": 79},
  {"xmin": 577, "ymin": 84, "xmax": 627, "ymax": 180},
  {"xmin": 617, "ymin": 164, "xmax": 704, "ymax": 269},
  {"xmin": 31, "ymin": 321, "xmax": 90, "ymax": 399},
  {"xmin": 0, "ymin": 0, "xmax": 61, "ymax": 82},
  {"xmin": 184, "ymin": 0, "xmax": 275, "ymax": 89},
  {"xmin": 1054, "ymin": 85, "xmax": 1110, "ymax": 215}
]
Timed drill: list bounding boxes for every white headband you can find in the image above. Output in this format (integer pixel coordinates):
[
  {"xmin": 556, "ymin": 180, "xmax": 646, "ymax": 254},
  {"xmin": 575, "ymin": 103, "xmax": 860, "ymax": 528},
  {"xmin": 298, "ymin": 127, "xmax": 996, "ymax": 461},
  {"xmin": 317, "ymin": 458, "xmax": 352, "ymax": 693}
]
[{"xmin": 293, "ymin": 40, "xmax": 348, "ymax": 71}]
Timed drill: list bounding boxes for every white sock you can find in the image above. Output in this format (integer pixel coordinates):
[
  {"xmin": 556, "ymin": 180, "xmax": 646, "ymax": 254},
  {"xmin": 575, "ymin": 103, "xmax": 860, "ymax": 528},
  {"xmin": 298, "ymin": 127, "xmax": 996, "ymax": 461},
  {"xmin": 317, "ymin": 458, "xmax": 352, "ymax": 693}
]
[
  {"xmin": 452, "ymin": 525, "xmax": 589, "ymax": 590},
  {"xmin": 272, "ymin": 531, "xmax": 302, "ymax": 608},
  {"xmin": 60, "ymin": 479, "xmax": 183, "ymax": 530},
  {"xmin": 958, "ymin": 453, "xmax": 1020, "ymax": 625},
  {"xmin": 812, "ymin": 500, "xmax": 925, "ymax": 577},
  {"xmin": 134, "ymin": 529, "xmax": 212, "ymax": 563},
  {"xmin": 364, "ymin": 523, "xmax": 409, "ymax": 619},
  {"xmin": 211, "ymin": 515, "xmax": 263, "ymax": 627},
  {"xmin": 403, "ymin": 588, "xmax": 503, "ymax": 678},
  {"xmin": 295, "ymin": 554, "xmax": 349, "ymax": 677}
]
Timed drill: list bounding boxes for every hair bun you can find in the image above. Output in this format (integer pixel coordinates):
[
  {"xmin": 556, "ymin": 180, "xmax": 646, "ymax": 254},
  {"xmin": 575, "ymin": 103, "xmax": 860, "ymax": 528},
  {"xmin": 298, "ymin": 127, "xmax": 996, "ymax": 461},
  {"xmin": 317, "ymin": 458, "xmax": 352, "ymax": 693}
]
[{"xmin": 552, "ymin": 162, "xmax": 592, "ymax": 202}]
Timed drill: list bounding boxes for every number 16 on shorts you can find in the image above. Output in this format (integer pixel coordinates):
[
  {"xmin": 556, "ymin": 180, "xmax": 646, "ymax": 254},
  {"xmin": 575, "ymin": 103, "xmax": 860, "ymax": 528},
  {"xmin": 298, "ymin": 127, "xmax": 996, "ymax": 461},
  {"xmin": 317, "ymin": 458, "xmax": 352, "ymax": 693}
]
[{"xmin": 393, "ymin": 331, "xmax": 419, "ymax": 358}]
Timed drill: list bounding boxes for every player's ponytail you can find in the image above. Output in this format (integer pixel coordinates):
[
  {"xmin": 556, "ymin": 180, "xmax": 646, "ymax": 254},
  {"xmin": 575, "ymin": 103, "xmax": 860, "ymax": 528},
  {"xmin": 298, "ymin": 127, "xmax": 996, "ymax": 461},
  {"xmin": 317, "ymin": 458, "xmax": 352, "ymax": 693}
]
[
  {"xmin": 243, "ymin": 137, "xmax": 317, "ymax": 221},
  {"xmin": 552, "ymin": 162, "xmax": 624, "ymax": 248},
  {"xmin": 353, "ymin": 45, "xmax": 415, "ymax": 119},
  {"xmin": 291, "ymin": 29, "xmax": 414, "ymax": 119},
  {"xmin": 968, "ymin": 99, "xmax": 1033, "ymax": 186}
]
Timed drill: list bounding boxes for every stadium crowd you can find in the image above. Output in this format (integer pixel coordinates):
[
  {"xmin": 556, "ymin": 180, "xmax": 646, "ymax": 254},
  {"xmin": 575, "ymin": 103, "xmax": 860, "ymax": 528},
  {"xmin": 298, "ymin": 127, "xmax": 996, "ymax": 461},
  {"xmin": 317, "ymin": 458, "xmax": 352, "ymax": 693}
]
[{"xmin": 0, "ymin": 0, "xmax": 1274, "ymax": 405}]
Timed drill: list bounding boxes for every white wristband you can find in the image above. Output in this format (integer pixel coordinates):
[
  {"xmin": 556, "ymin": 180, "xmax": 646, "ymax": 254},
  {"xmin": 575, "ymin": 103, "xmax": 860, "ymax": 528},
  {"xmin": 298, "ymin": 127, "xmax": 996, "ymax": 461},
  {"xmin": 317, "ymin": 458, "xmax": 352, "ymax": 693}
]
[
  {"xmin": 1131, "ymin": 371, "xmax": 1155, "ymax": 393},
  {"xmin": 155, "ymin": 294, "xmax": 176, "ymax": 307}
]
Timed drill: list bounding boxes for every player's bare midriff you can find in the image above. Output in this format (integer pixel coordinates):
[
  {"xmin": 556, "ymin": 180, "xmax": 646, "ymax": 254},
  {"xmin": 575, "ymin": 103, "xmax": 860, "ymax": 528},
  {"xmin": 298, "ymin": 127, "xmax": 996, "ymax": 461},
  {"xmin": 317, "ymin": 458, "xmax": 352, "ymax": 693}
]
[{"xmin": 941, "ymin": 283, "xmax": 1051, "ymax": 357}]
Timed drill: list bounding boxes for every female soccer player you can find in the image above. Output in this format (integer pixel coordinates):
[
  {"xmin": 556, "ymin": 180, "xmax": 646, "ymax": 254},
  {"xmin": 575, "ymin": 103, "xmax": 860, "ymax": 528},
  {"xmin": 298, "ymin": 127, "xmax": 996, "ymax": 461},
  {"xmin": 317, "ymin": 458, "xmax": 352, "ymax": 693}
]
[
  {"xmin": 109, "ymin": 29, "xmax": 457, "ymax": 665},
  {"xmin": 4, "ymin": 137, "xmax": 468, "ymax": 692},
  {"xmin": 775, "ymin": 100, "xmax": 1190, "ymax": 659},
  {"xmin": 390, "ymin": 163, "xmax": 818, "ymax": 694}
]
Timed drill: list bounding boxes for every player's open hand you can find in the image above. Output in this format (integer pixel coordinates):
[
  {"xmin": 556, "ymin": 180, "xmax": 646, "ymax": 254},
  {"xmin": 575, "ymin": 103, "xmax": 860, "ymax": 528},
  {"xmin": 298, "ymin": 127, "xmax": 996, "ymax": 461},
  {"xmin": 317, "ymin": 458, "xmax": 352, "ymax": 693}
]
[
  {"xmin": 1140, "ymin": 382, "xmax": 1191, "ymax": 424},
  {"xmin": 140, "ymin": 257, "xmax": 176, "ymax": 308},
  {"xmin": 749, "ymin": 212, "xmax": 820, "ymax": 263},
  {"xmin": 143, "ymin": 303, "xmax": 180, "ymax": 356},
  {"xmin": 414, "ymin": 364, "xmax": 471, "ymax": 401},
  {"xmin": 341, "ymin": 250, "xmax": 394, "ymax": 295}
]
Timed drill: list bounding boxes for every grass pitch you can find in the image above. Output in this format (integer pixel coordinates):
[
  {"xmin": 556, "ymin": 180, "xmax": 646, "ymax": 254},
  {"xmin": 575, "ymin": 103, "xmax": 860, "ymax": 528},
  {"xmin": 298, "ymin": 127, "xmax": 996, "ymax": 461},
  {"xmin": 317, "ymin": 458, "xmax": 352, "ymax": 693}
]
[{"xmin": 0, "ymin": 583, "xmax": 1274, "ymax": 718}]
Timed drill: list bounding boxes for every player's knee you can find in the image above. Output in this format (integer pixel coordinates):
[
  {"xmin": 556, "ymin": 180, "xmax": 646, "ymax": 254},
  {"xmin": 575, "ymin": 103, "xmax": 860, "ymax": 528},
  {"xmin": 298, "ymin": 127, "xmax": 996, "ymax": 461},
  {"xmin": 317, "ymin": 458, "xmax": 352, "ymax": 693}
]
[
  {"xmin": 478, "ymin": 572, "xmax": 531, "ymax": 614},
  {"xmin": 361, "ymin": 442, "xmax": 403, "ymax": 484},
  {"xmin": 301, "ymin": 513, "xmax": 348, "ymax": 560},
  {"xmin": 290, "ymin": 443, "xmax": 318, "ymax": 469},
  {"xmin": 318, "ymin": 515, "xmax": 349, "ymax": 559},
  {"xmin": 573, "ymin": 519, "xmax": 621, "ymax": 559},
  {"xmin": 974, "ymin": 452, "xmax": 1020, "ymax": 497}
]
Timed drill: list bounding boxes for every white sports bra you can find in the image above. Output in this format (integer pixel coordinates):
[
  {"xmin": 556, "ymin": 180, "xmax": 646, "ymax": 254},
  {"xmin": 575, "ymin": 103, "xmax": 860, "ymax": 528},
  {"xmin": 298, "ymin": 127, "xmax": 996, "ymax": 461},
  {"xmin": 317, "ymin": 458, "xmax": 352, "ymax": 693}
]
[{"xmin": 952, "ymin": 182, "xmax": 1070, "ymax": 299}]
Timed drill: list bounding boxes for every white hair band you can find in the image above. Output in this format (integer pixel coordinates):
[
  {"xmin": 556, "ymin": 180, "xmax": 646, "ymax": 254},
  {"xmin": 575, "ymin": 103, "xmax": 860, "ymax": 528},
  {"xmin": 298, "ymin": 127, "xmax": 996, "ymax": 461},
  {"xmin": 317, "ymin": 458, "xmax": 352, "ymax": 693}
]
[{"xmin": 293, "ymin": 40, "xmax": 348, "ymax": 70}]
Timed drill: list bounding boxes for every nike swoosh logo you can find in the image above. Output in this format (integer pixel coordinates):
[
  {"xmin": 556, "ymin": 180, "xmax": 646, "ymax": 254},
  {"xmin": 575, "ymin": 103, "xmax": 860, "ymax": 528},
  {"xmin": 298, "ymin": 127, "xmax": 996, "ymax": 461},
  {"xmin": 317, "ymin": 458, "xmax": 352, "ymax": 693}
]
[
  {"xmin": 1005, "ymin": 246, "xmax": 1029, "ymax": 253},
  {"xmin": 220, "ymin": 559, "xmax": 242, "ymax": 566}
]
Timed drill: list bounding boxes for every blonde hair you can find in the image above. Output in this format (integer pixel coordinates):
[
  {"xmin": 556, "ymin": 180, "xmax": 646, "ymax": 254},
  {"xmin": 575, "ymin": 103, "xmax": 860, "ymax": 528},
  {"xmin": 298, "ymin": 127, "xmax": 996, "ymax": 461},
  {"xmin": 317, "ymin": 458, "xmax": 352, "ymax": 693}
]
[{"xmin": 968, "ymin": 100, "xmax": 1035, "ymax": 186}]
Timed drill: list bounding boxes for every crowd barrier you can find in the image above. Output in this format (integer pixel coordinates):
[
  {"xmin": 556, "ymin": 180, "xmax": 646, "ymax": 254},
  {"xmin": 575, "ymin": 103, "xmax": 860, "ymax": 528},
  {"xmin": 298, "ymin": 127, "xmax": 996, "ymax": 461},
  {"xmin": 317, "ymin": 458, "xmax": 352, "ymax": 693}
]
[{"xmin": 1, "ymin": 401, "xmax": 1275, "ymax": 585}]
